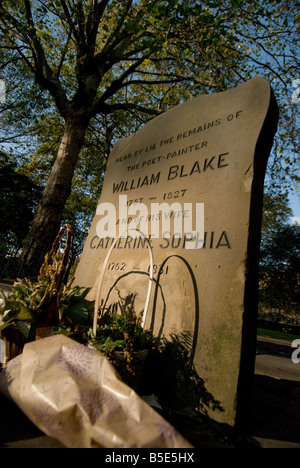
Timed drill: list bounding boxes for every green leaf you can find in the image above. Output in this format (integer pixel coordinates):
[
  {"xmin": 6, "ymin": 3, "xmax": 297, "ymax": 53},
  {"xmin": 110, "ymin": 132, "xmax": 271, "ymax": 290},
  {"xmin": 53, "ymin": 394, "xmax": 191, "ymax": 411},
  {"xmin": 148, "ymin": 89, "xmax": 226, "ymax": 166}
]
[
  {"xmin": 1, "ymin": 307, "xmax": 18, "ymax": 322},
  {"xmin": 92, "ymin": 336, "xmax": 126, "ymax": 354},
  {"xmin": 15, "ymin": 320, "xmax": 33, "ymax": 338},
  {"xmin": 15, "ymin": 307, "xmax": 35, "ymax": 322},
  {"xmin": 0, "ymin": 319, "xmax": 14, "ymax": 332},
  {"xmin": 65, "ymin": 302, "xmax": 89, "ymax": 325},
  {"xmin": 52, "ymin": 326, "xmax": 73, "ymax": 337}
]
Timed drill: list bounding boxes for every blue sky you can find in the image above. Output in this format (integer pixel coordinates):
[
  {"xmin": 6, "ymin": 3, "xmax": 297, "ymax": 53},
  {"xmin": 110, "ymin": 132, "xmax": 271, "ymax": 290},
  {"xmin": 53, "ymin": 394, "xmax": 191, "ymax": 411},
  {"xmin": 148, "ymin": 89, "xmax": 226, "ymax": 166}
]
[{"xmin": 289, "ymin": 190, "xmax": 300, "ymax": 224}]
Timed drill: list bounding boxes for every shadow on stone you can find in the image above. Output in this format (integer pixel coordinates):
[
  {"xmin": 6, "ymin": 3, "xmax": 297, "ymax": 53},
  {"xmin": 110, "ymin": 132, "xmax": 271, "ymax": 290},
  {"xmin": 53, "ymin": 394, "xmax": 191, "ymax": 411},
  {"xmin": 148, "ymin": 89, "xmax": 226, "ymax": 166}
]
[
  {"xmin": 142, "ymin": 331, "xmax": 223, "ymax": 415},
  {"xmin": 138, "ymin": 331, "xmax": 252, "ymax": 447}
]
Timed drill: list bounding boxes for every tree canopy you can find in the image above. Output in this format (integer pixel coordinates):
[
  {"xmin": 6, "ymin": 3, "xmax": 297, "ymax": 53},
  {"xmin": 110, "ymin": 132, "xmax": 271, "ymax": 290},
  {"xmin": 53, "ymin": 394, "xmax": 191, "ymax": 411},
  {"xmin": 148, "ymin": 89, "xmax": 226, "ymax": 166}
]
[
  {"xmin": 0, "ymin": 0, "xmax": 299, "ymax": 271},
  {"xmin": 259, "ymin": 222, "xmax": 300, "ymax": 317},
  {"xmin": 259, "ymin": 189, "xmax": 299, "ymax": 318},
  {"xmin": 0, "ymin": 151, "xmax": 42, "ymax": 245}
]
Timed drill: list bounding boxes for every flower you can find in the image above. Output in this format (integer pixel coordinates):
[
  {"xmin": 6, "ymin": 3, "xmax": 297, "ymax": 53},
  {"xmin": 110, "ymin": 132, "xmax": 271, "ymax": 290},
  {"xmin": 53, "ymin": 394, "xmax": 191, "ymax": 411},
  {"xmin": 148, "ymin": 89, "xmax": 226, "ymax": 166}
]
[{"xmin": 57, "ymin": 343, "xmax": 94, "ymax": 376}]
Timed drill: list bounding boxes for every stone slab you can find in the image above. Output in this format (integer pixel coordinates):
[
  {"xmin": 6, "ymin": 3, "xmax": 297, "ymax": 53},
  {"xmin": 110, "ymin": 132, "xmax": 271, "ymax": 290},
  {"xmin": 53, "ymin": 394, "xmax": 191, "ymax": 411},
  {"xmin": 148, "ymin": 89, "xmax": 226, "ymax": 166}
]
[{"xmin": 75, "ymin": 77, "xmax": 278, "ymax": 426}]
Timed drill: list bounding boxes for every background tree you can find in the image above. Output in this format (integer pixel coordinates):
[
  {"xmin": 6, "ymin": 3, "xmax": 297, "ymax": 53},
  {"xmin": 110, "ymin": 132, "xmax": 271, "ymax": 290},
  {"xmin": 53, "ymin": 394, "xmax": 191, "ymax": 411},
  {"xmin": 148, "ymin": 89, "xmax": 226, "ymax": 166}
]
[
  {"xmin": 259, "ymin": 222, "xmax": 300, "ymax": 319},
  {"xmin": 0, "ymin": 151, "xmax": 42, "ymax": 246},
  {"xmin": 260, "ymin": 187, "xmax": 293, "ymax": 246},
  {"xmin": 0, "ymin": 0, "xmax": 249, "ymax": 271},
  {"xmin": 231, "ymin": 0, "xmax": 300, "ymax": 188},
  {"xmin": 259, "ymin": 189, "xmax": 298, "ymax": 318},
  {"xmin": 0, "ymin": 0, "xmax": 299, "ymax": 274}
]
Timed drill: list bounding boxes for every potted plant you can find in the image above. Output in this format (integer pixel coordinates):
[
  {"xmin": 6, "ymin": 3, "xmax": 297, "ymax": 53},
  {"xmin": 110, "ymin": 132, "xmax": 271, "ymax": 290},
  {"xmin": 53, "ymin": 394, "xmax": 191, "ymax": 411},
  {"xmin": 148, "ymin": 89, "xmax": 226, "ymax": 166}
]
[
  {"xmin": 89, "ymin": 290, "xmax": 153, "ymax": 393},
  {"xmin": 0, "ymin": 225, "xmax": 93, "ymax": 361}
]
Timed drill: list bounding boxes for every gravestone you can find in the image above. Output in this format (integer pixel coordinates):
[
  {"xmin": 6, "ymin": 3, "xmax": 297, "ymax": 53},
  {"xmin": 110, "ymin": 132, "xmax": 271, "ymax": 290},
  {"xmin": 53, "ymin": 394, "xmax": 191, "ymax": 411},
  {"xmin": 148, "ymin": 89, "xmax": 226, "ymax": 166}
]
[{"xmin": 75, "ymin": 77, "xmax": 278, "ymax": 426}]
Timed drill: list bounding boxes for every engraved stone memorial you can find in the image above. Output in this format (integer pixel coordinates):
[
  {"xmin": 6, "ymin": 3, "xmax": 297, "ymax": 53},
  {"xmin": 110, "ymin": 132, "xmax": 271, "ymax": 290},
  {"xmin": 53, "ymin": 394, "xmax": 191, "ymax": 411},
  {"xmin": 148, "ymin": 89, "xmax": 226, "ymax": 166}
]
[{"xmin": 75, "ymin": 77, "xmax": 278, "ymax": 426}]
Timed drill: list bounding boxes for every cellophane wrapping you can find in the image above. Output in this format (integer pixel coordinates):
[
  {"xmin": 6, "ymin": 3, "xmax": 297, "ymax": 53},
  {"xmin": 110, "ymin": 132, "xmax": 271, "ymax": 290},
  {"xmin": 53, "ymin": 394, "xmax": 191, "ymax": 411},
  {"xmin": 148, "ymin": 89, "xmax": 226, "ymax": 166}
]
[{"xmin": 0, "ymin": 334, "xmax": 192, "ymax": 448}]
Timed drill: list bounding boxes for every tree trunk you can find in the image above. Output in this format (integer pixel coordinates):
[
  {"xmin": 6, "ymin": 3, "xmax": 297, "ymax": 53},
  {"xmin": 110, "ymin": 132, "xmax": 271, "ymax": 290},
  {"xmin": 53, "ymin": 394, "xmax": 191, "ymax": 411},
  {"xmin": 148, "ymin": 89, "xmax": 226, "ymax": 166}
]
[{"xmin": 20, "ymin": 117, "xmax": 89, "ymax": 276}]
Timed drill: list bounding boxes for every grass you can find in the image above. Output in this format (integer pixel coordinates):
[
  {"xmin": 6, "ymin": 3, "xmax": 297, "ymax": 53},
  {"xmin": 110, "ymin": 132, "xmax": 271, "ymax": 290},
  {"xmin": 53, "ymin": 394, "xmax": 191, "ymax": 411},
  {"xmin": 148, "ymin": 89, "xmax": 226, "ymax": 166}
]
[{"xmin": 257, "ymin": 327, "xmax": 300, "ymax": 342}]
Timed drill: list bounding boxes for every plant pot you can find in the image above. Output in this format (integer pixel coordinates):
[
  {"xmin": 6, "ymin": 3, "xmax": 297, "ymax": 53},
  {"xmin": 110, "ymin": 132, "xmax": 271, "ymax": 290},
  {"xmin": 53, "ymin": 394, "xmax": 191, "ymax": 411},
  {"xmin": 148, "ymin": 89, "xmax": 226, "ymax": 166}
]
[
  {"xmin": 0, "ymin": 325, "xmax": 54, "ymax": 364},
  {"xmin": 109, "ymin": 348, "xmax": 149, "ymax": 394},
  {"xmin": 1, "ymin": 325, "xmax": 36, "ymax": 362},
  {"xmin": 36, "ymin": 326, "xmax": 55, "ymax": 340}
]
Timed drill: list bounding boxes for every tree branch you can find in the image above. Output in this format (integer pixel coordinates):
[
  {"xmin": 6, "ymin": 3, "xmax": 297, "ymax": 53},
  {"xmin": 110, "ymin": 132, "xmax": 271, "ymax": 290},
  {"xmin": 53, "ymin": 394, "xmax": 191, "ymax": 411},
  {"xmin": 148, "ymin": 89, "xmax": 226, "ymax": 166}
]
[
  {"xmin": 86, "ymin": 0, "xmax": 112, "ymax": 47},
  {"xmin": 100, "ymin": 0, "xmax": 134, "ymax": 57},
  {"xmin": 101, "ymin": 102, "xmax": 160, "ymax": 116},
  {"xmin": 59, "ymin": 0, "xmax": 81, "ymax": 45},
  {"xmin": 123, "ymin": 76, "xmax": 190, "ymax": 88},
  {"xmin": 90, "ymin": 54, "xmax": 148, "ymax": 115}
]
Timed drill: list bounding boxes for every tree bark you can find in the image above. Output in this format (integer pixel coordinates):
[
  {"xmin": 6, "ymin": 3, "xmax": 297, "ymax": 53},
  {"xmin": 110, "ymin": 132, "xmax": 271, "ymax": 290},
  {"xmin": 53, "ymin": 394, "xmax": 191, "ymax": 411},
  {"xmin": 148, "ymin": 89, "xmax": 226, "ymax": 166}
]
[{"xmin": 20, "ymin": 116, "xmax": 89, "ymax": 276}]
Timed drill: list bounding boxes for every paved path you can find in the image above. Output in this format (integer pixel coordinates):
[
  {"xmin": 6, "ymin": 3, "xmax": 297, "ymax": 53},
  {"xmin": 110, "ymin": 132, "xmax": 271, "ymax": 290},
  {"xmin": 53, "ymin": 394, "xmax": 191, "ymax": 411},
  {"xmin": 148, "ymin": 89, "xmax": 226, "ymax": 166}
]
[
  {"xmin": 256, "ymin": 336, "xmax": 300, "ymax": 382},
  {"xmin": 253, "ymin": 336, "xmax": 300, "ymax": 448}
]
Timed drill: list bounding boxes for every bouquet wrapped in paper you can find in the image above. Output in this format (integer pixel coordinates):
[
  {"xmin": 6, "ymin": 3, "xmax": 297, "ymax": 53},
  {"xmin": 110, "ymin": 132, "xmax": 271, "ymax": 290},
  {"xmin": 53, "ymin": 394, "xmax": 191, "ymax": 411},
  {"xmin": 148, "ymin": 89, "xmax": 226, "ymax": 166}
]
[{"xmin": 0, "ymin": 334, "xmax": 192, "ymax": 448}]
